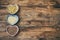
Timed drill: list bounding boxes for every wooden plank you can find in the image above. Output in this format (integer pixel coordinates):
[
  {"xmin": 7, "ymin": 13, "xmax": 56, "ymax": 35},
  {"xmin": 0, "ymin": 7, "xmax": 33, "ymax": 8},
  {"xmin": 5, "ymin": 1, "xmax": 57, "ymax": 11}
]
[{"xmin": 18, "ymin": 7, "xmax": 59, "ymax": 27}]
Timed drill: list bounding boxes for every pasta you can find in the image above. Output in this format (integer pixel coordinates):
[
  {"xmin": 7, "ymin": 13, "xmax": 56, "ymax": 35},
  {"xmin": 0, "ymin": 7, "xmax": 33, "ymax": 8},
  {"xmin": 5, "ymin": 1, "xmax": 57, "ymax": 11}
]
[{"xmin": 7, "ymin": 4, "xmax": 19, "ymax": 14}]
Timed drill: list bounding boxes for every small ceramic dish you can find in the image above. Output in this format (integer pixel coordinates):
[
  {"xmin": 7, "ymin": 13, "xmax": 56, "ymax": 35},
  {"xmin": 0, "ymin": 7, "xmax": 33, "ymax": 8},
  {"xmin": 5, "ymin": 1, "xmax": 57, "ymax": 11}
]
[
  {"xmin": 7, "ymin": 15, "xmax": 19, "ymax": 25},
  {"xmin": 6, "ymin": 25, "xmax": 19, "ymax": 36},
  {"xmin": 7, "ymin": 4, "xmax": 19, "ymax": 14}
]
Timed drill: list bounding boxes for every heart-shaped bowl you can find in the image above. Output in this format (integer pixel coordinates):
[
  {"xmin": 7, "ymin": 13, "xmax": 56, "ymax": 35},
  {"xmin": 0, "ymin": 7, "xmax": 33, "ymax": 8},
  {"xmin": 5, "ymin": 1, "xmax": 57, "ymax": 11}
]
[
  {"xmin": 7, "ymin": 15, "xmax": 19, "ymax": 25},
  {"xmin": 6, "ymin": 25, "xmax": 19, "ymax": 36},
  {"xmin": 7, "ymin": 4, "xmax": 19, "ymax": 14}
]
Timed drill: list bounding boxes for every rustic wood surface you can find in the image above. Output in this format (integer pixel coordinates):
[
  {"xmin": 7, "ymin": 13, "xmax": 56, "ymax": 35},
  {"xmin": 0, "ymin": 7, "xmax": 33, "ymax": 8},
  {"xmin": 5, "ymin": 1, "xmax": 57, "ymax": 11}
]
[{"xmin": 0, "ymin": 0, "xmax": 60, "ymax": 40}]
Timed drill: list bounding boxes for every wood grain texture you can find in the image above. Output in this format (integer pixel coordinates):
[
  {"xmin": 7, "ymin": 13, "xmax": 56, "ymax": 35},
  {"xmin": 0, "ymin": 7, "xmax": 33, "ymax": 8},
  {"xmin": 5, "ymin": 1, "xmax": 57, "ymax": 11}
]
[{"xmin": 0, "ymin": 0, "xmax": 60, "ymax": 40}]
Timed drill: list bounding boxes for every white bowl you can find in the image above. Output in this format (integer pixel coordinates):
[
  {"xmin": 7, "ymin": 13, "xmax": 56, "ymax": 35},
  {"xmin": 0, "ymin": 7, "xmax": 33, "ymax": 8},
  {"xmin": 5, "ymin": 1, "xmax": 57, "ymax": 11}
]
[
  {"xmin": 7, "ymin": 4, "xmax": 19, "ymax": 14},
  {"xmin": 6, "ymin": 25, "xmax": 19, "ymax": 36},
  {"xmin": 7, "ymin": 15, "xmax": 19, "ymax": 25}
]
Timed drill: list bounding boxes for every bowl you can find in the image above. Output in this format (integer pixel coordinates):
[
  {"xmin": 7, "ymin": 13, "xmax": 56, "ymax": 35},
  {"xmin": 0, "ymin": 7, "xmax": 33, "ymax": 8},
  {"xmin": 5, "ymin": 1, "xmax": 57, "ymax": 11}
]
[
  {"xmin": 7, "ymin": 15, "xmax": 19, "ymax": 25},
  {"xmin": 6, "ymin": 25, "xmax": 19, "ymax": 36},
  {"xmin": 7, "ymin": 4, "xmax": 19, "ymax": 14}
]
